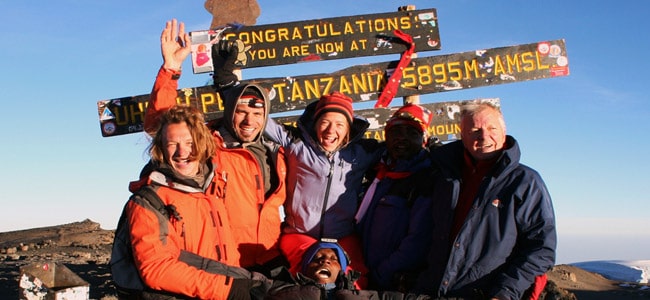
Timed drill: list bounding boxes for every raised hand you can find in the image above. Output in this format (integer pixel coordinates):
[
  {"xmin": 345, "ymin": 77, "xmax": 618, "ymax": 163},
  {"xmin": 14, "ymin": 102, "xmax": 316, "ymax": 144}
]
[{"xmin": 160, "ymin": 19, "xmax": 191, "ymax": 71}]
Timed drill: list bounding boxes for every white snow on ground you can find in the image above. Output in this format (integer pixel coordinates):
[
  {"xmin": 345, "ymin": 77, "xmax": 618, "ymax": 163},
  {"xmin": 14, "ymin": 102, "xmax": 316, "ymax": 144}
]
[{"xmin": 571, "ymin": 260, "xmax": 650, "ymax": 284}]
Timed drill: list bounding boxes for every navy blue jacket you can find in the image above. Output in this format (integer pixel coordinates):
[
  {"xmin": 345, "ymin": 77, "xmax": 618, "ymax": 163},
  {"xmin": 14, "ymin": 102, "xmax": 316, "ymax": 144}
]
[
  {"xmin": 414, "ymin": 136, "xmax": 556, "ymax": 300},
  {"xmin": 358, "ymin": 149, "xmax": 434, "ymax": 290}
]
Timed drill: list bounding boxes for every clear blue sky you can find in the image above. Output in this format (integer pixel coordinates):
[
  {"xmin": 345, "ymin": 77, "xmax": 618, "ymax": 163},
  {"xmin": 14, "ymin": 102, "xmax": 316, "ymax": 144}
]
[{"xmin": 1, "ymin": 1, "xmax": 648, "ymax": 264}]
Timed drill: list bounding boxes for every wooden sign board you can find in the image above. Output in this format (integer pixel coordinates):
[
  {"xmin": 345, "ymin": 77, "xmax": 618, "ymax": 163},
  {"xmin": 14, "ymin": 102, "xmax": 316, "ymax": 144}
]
[
  {"xmin": 98, "ymin": 39, "xmax": 568, "ymax": 137},
  {"xmin": 189, "ymin": 8, "xmax": 441, "ymax": 73}
]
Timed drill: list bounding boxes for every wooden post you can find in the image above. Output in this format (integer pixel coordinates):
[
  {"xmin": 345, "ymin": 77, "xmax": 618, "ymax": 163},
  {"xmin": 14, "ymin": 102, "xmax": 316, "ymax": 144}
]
[{"xmin": 399, "ymin": 5, "xmax": 420, "ymax": 105}]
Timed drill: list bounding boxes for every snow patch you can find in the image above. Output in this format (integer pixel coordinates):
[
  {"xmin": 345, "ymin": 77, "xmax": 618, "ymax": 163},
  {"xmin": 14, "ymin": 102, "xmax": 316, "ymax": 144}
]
[{"xmin": 571, "ymin": 260, "xmax": 650, "ymax": 284}]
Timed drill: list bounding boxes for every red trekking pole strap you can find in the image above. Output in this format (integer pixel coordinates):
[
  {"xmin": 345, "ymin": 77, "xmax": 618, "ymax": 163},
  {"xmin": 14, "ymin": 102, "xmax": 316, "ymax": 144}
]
[
  {"xmin": 375, "ymin": 30, "xmax": 415, "ymax": 108},
  {"xmin": 527, "ymin": 274, "xmax": 548, "ymax": 300}
]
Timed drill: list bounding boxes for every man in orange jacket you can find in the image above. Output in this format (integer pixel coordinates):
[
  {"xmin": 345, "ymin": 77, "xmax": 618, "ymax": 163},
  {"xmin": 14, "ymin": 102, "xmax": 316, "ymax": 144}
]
[
  {"xmin": 117, "ymin": 105, "xmax": 268, "ymax": 299},
  {"xmin": 145, "ymin": 19, "xmax": 288, "ymax": 274}
]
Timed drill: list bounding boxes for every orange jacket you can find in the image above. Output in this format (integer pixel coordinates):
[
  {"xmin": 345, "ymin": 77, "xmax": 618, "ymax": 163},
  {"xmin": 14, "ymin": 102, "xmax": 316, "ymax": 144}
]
[
  {"xmin": 126, "ymin": 161, "xmax": 239, "ymax": 299},
  {"xmin": 211, "ymin": 133, "xmax": 287, "ymax": 267},
  {"xmin": 145, "ymin": 67, "xmax": 287, "ymax": 268}
]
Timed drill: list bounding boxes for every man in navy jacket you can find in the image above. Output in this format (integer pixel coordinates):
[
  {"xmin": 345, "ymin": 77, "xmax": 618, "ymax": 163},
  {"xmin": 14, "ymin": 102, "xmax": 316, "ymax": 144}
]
[
  {"xmin": 414, "ymin": 102, "xmax": 556, "ymax": 300},
  {"xmin": 357, "ymin": 103, "xmax": 435, "ymax": 292}
]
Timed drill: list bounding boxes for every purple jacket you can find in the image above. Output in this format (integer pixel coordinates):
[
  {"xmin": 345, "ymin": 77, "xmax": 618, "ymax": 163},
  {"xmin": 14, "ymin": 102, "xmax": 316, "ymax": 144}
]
[{"xmin": 264, "ymin": 101, "xmax": 382, "ymax": 239}]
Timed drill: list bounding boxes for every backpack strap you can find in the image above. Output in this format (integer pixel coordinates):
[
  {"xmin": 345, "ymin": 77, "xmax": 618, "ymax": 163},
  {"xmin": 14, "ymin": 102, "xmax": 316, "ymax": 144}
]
[{"xmin": 135, "ymin": 185, "xmax": 182, "ymax": 221}]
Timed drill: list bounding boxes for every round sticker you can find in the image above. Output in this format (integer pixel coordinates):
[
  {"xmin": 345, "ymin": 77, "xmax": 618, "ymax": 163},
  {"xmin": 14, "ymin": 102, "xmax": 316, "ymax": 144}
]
[
  {"xmin": 549, "ymin": 44, "xmax": 562, "ymax": 57},
  {"xmin": 537, "ymin": 42, "xmax": 550, "ymax": 55},
  {"xmin": 103, "ymin": 121, "xmax": 116, "ymax": 135}
]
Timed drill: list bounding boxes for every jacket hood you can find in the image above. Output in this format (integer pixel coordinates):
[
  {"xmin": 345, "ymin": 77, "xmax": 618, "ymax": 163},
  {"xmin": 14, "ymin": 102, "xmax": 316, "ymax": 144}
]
[
  {"xmin": 298, "ymin": 100, "xmax": 369, "ymax": 154},
  {"xmin": 218, "ymin": 83, "xmax": 270, "ymax": 145}
]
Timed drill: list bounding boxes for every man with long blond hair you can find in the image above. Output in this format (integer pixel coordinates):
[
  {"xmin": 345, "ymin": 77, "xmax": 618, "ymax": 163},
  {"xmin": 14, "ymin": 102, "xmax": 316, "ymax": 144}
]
[{"xmin": 112, "ymin": 105, "xmax": 271, "ymax": 299}]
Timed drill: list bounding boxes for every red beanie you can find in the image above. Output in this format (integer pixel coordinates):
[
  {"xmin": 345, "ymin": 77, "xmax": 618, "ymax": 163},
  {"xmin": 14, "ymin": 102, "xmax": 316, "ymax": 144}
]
[
  {"xmin": 385, "ymin": 103, "xmax": 433, "ymax": 135},
  {"xmin": 314, "ymin": 92, "xmax": 354, "ymax": 124}
]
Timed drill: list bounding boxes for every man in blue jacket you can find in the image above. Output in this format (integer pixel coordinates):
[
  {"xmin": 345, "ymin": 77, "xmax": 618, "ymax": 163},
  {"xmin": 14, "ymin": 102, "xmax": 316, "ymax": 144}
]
[
  {"xmin": 414, "ymin": 101, "xmax": 556, "ymax": 300},
  {"xmin": 356, "ymin": 103, "xmax": 435, "ymax": 292}
]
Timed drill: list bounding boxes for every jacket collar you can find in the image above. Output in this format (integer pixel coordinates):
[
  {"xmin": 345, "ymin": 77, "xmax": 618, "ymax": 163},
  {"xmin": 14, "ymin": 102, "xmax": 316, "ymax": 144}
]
[{"xmin": 146, "ymin": 160, "xmax": 215, "ymax": 193}]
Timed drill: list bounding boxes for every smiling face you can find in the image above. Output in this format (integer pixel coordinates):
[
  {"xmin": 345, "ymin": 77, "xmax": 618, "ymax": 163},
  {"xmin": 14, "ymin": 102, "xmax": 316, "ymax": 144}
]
[
  {"xmin": 315, "ymin": 112, "xmax": 350, "ymax": 153},
  {"xmin": 163, "ymin": 122, "xmax": 200, "ymax": 177},
  {"xmin": 304, "ymin": 248, "xmax": 342, "ymax": 284},
  {"xmin": 233, "ymin": 103, "xmax": 265, "ymax": 142},
  {"xmin": 461, "ymin": 105, "xmax": 506, "ymax": 161},
  {"xmin": 386, "ymin": 124, "xmax": 424, "ymax": 160}
]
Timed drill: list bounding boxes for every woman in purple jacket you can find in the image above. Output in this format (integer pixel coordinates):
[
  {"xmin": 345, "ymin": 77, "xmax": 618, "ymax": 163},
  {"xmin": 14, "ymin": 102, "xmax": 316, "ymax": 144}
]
[{"xmin": 264, "ymin": 92, "xmax": 382, "ymax": 287}]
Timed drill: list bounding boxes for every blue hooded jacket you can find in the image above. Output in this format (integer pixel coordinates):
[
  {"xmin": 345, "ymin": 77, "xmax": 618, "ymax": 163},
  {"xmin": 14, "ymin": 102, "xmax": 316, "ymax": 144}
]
[{"xmin": 414, "ymin": 136, "xmax": 556, "ymax": 300}]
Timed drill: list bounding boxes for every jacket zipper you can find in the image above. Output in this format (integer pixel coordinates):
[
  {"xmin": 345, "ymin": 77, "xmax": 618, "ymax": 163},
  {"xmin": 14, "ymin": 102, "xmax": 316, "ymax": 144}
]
[
  {"xmin": 181, "ymin": 223, "xmax": 187, "ymax": 250},
  {"xmin": 318, "ymin": 159, "xmax": 336, "ymax": 239}
]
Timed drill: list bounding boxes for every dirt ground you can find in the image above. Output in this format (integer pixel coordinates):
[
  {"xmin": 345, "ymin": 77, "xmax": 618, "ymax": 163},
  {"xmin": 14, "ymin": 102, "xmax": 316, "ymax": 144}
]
[{"xmin": 1, "ymin": 219, "xmax": 649, "ymax": 299}]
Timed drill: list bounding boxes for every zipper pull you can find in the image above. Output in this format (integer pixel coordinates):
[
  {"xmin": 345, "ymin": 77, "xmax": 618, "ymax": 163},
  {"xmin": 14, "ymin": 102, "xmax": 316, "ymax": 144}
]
[{"xmin": 221, "ymin": 171, "xmax": 228, "ymax": 198}]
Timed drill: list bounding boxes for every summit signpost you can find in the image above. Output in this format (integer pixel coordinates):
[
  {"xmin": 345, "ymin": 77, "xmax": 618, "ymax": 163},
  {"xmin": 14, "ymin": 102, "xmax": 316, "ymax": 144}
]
[
  {"xmin": 97, "ymin": 39, "xmax": 569, "ymax": 137},
  {"xmin": 96, "ymin": 6, "xmax": 570, "ymax": 139}
]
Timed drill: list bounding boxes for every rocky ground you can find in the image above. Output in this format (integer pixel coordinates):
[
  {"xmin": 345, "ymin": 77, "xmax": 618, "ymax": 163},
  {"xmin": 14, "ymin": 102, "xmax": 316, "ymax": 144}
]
[
  {"xmin": 0, "ymin": 219, "xmax": 116, "ymax": 299},
  {"xmin": 1, "ymin": 219, "xmax": 649, "ymax": 299}
]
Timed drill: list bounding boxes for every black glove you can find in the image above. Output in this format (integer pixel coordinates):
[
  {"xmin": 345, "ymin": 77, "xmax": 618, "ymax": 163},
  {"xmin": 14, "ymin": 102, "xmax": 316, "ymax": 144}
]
[
  {"xmin": 377, "ymin": 291, "xmax": 437, "ymax": 300},
  {"xmin": 212, "ymin": 39, "xmax": 240, "ymax": 91},
  {"xmin": 335, "ymin": 289, "xmax": 381, "ymax": 300},
  {"xmin": 336, "ymin": 269, "xmax": 360, "ymax": 291},
  {"xmin": 228, "ymin": 278, "xmax": 253, "ymax": 300},
  {"xmin": 250, "ymin": 271, "xmax": 274, "ymax": 299},
  {"xmin": 227, "ymin": 271, "xmax": 274, "ymax": 300}
]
